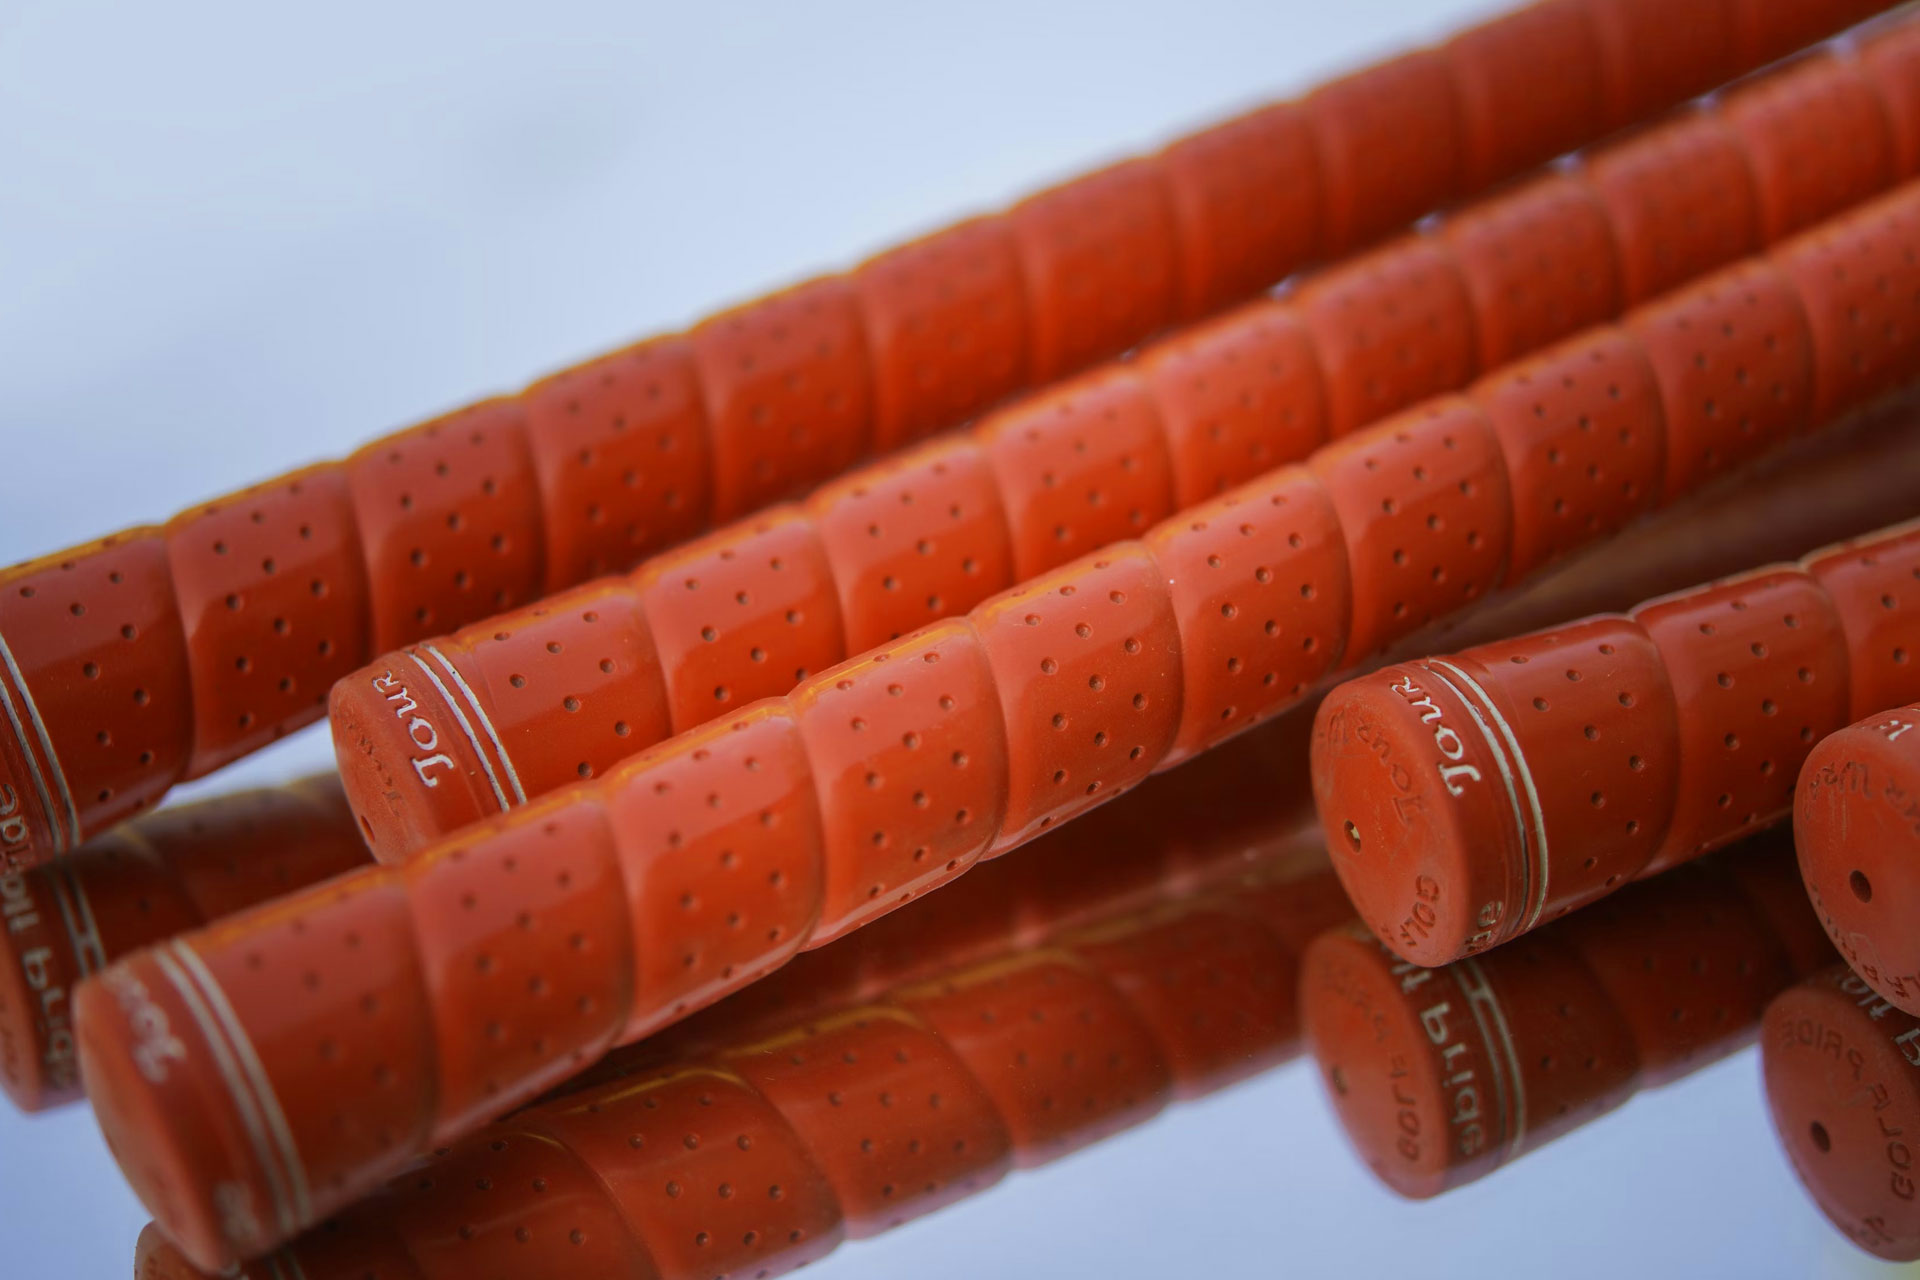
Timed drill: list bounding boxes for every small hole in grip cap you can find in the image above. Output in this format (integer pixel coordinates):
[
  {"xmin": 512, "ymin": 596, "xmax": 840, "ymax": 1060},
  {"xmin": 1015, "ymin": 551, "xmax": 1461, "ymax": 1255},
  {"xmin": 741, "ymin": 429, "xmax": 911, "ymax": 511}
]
[
  {"xmin": 1810, "ymin": 1121, "xmax": 1831, "ymax": 1154},
  {"xmin": 1850, "ymin": 871, "xmax": 1873, "ymax": 904},
  {"xmin": 1345, "ymin": 821, "xmax": 1362, "ymax": 852}
]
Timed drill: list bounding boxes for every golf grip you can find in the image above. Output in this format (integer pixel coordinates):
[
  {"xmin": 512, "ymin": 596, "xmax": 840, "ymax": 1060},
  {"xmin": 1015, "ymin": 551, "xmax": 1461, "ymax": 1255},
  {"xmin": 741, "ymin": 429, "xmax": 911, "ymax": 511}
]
[
  {"xmin": 1795, "ymin": 700, "xmax": 1920, "ymax": 1014},
  {"xmin": 330, "ymin": 26, "xmax": 1920, "ymax": 859},
  {"xmin": 75, "ymin": 177, "xmax": 1920, "ymax": 1270},
  {"xmin": 1310, "ymin": 515, "xmax": 1920, "ymax": 968},
  {"xmin": 0, "ymin": 0, "xmax": 1893, "ymax": 859}
]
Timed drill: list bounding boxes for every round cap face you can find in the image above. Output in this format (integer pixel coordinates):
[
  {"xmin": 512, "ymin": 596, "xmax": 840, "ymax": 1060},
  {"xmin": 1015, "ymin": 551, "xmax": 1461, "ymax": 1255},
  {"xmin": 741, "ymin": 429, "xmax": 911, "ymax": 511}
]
[
  {"xmin": 1763, "ymin": 968, "xmax": 1920, "ymax": 1262},
  {"xmin": 1795, "ymin": 710, "xmax": 1920, "ymax": 1015},
  {"xmin": 1312, "ymin": 664, "xmax": 1526, "ymax": 967}
]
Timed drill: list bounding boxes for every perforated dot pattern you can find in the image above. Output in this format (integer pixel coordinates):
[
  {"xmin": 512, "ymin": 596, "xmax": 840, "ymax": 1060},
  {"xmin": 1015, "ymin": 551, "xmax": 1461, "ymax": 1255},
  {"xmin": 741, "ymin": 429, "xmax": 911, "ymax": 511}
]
[
  {"xmin": 7, "ymin": 0, "xmax": 1886, "ymax": 857},
  {"xmin": 79, "ymin": 180, "xmax": 1920, "ymax": 1270},
  {"xmin": 331, "ymin": 41, "xmax": 1920, "ymax": 860},
  {"xmin": 1313, "ymin": 513, "xmax": 1920, "ymax": 968}
]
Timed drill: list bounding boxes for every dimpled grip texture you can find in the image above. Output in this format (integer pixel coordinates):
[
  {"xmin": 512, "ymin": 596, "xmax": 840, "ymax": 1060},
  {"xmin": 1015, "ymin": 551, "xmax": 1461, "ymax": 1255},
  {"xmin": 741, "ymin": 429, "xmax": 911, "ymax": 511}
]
[
  {"xmin": 75, "ymin": 179, "xmax": 1920, "ymax": 1271},
  {"xmin": 1312, "ymin": 514, "xmax": 1920, "ymax": 968},
  {"xmin": 0, "ymin": 0, "xmax": 1895, "ymax": 861},
  {"xmin": 332, "ymin": 29, "xmax": 1920, "ymax": 859}
]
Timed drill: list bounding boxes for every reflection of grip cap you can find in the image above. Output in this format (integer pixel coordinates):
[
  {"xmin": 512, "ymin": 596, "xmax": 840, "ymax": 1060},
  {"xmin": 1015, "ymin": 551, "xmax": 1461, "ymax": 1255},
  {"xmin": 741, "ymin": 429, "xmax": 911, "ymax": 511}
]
[
  {"xmin": 1762, "ymin": 965, "xmax": 1920, "ymax": 1262},
  {"xmin": 2, "ymin": 777, "xmax": 368, "ymax": 1113},
  {"xmin": 1305, "ymin": 844, "xmax": 1825, "ymax": 1198}
]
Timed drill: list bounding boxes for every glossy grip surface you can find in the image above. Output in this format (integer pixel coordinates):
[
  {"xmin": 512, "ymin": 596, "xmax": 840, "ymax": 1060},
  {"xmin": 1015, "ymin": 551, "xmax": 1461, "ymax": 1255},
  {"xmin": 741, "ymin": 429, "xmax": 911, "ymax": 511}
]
[
  {"xmin": 78, "ymin": 179, "xmax": 1920, "ymax": 1270},
  {"xmin": 1311, "ymin": 515, "xmax": 1920, "ymax": 967},
  {"xmin": 335, "ymin": 31, "xmax": 1920, "ymax": 859},
  {"xmin": 4, "ymin": 0, "xmax": 1895, "ymax": 859},
  {"xmin": 1795, "ymin": 702, "xmax": 1920, "ymax": 1015}
]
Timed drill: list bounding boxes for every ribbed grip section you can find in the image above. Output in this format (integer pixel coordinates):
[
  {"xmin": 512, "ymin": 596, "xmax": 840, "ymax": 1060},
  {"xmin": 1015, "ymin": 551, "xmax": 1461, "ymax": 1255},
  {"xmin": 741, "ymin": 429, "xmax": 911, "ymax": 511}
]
[
  {"xmin": 1796, "ymin": 700, "xmax": 1920, "ymax": 1015},
  {"xmin": 133, "ymin": 854, "xmax": 1351, "ymax": 1280},
  {"xmin": 3, "ymin": 0, "xmax": 1894, "ymax": 859},
  {"xmin": 1311, "ymin": 512, "xmax": 1920, "ymax": 967},
  {"xmin": 0, "ymin": 776, "xmax": 365, "ymax": 1112},
  {"xmin": 75, "ymin": 179, "xmax": 1920, "ymax": 1270},
  {"xmin": 1299, "ymin": 835, "xmax": 1831, "ymax": 1199},
  {"xmin": 331, "ymin": 30, "xmax": 1920, "ymax": 860}
]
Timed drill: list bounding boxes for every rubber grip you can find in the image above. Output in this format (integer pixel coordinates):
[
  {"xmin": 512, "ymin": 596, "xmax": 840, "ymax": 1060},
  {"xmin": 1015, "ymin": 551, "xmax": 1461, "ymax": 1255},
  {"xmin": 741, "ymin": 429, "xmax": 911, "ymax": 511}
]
[
  {"xmin": 332, "ymin": 44, "xmax": 1920, "ymax": 860},
  {"xmin": 0, "ymin": 776, "xmax": 364, "ymax": 1112},
  {"xmin": 1301, "ymin": 834, "xmax": 1830, "ymax": 1199},
  {"xmin": 602, "ymin": 709, "xmax": 1327, "ymax": 1075},
  {"xmin": 1761, "ymin": 964, "xmax": 1920, "ymax": 1262},
  {"xmin": 130, "ymin": 851, "xmax": 1349, "ymax": 1279},
  {"xmin": 79, "ymin": 181, "xmax": 1920, "ymax": 1268},
  {"xmin": 1312, "ymin": 517, "xmax": 1920, "ymax": 967},
  {"xmin": 1009, "ymin": 159, "xmax": 1181, "ymax": 384},
  {"xmin": 1796, "ymin": 702, "xmax": 1920, "ymax": 1015},
  {"xmin": 1721, "ymin": 53, "xmax": 1897, "ymax": 244},
  {"xmin": 6, "ymin": 4, "xmax": 1903, "ymax": 858},
  {"xmin": 1584, "ymin": 0, "xmax": 1739, "ymax": 129}
]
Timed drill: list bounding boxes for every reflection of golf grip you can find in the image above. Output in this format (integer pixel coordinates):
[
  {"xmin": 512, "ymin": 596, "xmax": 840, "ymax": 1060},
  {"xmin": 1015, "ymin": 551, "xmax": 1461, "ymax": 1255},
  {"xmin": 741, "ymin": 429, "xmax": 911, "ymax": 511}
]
[
  {"xmin": 136, "ymin": 858, "xmax": 1353, "ymax": 1280},
  {"xmin": 81, "ymin": 180, "xmax": 1920, "ymax": 1272},
  {"xmin": 1795, "ymin": 702, "xmax": 1920, "ymax": 1015},
  {"xmin": 562, "ymin": 707, "xmax": 1327, "ymax": 1084},
  {"xmin": 1762, "ymin": 964, "xmax": 1920, "ymax": 1263},
  {"xmin": 333, "ymin": 30, "xmax": 1920, "ymax": 860},
  {"xmin": 1301, "ymin": 835, "xmax": 1831, "ymax": 1200},
  {"xmin": 0, "ymin": 777, "xmax": 365, "ymax": 1112},
  {"xmin": 4, "ymin": 0, "xmax": 1859, "ymax": 864},
  {"xmin": 1312, "ymin": 515, "xmax": 1920, "ymax": 968}
]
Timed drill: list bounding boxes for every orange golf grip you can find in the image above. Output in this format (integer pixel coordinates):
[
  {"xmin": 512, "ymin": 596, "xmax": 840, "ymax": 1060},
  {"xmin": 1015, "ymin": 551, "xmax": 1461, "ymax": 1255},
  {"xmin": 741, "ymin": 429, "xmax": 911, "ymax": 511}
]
[
  {"xmin": 1796, "ymin": 703, "xmax": 1920, "ymax": 1014},
  {"xmin": 0, "ymin": 0, "xmax": 1894, "ymax": 864},
  {"xmin": 132, "ymin": 852, "xmax": 1351, "ymax": 1280},
  {"xmin": 331, "ymin": 30, "xmax": 1920, "ymax": 860},
  {"xmin": 0, "ymin": 776, "xmax": 366, "ymax": 1113},
  {"xmin": 74, "ymin": 178, "xmax": 1920, "ymax": 1271},
  {"xmin": 1302, "ymin": 833, "xmax": 1832, "ymax": 1199},
  {"xmin": 1762, "ymin": 963, "xmax": 1920, "ymax": 1262},
  {"xmin": 1312, "ymin": 515, "xmax": 1920, "ymax": 969}
]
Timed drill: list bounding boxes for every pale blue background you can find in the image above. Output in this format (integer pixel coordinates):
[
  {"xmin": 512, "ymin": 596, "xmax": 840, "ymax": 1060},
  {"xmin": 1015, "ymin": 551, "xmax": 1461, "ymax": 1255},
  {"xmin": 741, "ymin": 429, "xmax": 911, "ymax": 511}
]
[{"xmin": 0, "ymin": 1, "xmax": 1907, "ymax": 1275}]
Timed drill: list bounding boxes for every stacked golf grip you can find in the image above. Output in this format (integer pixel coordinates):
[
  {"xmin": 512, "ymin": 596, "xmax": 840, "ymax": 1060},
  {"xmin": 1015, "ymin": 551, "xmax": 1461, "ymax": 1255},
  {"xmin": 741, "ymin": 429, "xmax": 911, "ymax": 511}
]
[
  {"xmin": 1795, "ymin": 701, "xmax": 1920, "ymax": 1013},
  {"xmin": 1302, "ymin": 832, "xmax": 1833, "ymax": 1199},
  {"xmin": 73, "ymin": 176, "xmax": 1920, "ymax": 1270},
  {"xmin": 0, "ymin": 778, "xmax": 367, "ymax": 1112},
  {"xmin": 1312, "ymin": 514, "xmax": 1920, "ymax": 967},
  {"xmin": 0, "ymin": 0, "xmax": 1896, "ymax": 863},
  {"xmin": 329, "ymin": 24, "xmax": 1920, "ymax": 860}
]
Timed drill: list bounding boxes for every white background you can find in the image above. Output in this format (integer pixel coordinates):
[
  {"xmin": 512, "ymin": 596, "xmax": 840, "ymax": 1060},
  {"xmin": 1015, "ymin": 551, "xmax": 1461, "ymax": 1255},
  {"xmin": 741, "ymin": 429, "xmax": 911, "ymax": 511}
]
[{"xmin": 0, "ymin": 1, "xmax": 1905, "ymax": 1275}]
